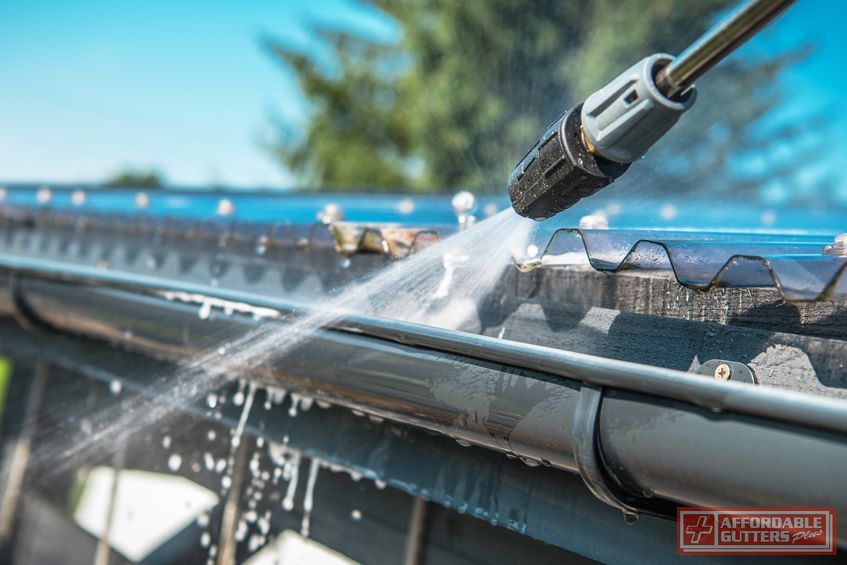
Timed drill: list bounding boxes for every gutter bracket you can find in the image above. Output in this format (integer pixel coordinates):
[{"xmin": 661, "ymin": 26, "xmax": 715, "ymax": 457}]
[
  {"xmin": 8, "ymin": 273, "xmax": 50, "ymax": 335},
  {"xmin": 572, "ymin": 384, "xmax": 639, "ymax": 522}
]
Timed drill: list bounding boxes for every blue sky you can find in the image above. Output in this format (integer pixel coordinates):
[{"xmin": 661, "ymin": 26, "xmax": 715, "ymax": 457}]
[{"xmin": 1, "ymin": 0, "xmax": 845, "ymax": 193}]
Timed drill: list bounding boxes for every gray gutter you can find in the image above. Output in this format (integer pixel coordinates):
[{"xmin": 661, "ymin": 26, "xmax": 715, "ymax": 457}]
[{"xmin": 0, "ymin": 257, "xmax": 845, "ymax": 543}]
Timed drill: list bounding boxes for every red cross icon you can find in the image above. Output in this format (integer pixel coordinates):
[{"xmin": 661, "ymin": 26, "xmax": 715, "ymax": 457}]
[{"xmin": 685, "ymin": 515, "xmax": 714, "ymax": 544}]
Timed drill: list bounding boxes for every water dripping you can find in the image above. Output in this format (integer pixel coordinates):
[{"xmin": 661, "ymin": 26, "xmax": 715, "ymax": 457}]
[
  {"xmin": 229, "ymin": 383, "xmax": 256, "ymax": 451},
  {"xmin": 300, "ymin": 458, "xmax": 321, "ymax": 538},
  {"xmin": 264, "ymin": 386, "xmax": 287, "ymax": 410},
  {"xmin": 255, "ymin": 235, "xmax": 269, "ymax": 255},
  {"xmin": 281, "ymin": 451, "xmax": 301, "ymax": 511},
  {"xmin": 257, "ymin": 514, "xmax": 271, "ymax": 535},
  {"xmin": 247, "ymin": 534, "xmax": 266, "ymax": 553},
  {"xmin": 288, "ymin": 392, "xmax": 312, "ymax": 417}
]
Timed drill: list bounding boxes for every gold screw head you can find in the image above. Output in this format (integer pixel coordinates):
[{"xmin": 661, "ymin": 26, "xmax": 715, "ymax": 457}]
[{"xmin": 714, "ymin": 363, "xmax": 731, "ymax": 381}]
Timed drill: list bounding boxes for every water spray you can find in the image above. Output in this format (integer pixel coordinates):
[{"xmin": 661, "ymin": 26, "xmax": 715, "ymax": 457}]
[{"xmin": 508, "ymin": 0, "xmax": 795, "ymax": 221}]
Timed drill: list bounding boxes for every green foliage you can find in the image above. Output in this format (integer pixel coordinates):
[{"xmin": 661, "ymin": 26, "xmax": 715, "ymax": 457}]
[
  {"xmin": 266, "ymin": 0, "xmax": 804, "ymax": 196},
  {"xmin": 102, "ymin": 169, "xmax": 165, "ymax": 189}
]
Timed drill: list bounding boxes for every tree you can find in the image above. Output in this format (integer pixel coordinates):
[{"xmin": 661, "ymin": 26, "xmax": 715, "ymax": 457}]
[
  {"xmin": 266, "ymin": 0, "xmax": 808, "ymax": 198},
  {"xmin": 102, "ymin": 169, "xmax": 165, "ymax": 189}
]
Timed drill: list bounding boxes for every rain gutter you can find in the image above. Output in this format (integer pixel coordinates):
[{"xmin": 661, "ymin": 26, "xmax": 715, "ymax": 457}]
[{"xmin": 0, "ymin": 257, "xmax": 844, "ymax": 541}]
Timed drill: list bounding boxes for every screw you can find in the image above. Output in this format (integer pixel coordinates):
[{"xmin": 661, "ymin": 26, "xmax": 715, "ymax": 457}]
[
  {"xmin": 451, "ymin": 191, "xmax": 476, "ymax": 230},
  {"xmin": 451, "ymin": 191, "xmax": 476, "ymax": 216},
  {"xmin": 135, "ymin": 192, "xmax": 150, "ymax": 209},
  {"xmin": 714, "ymin": 363, "xmax": 731, "ymax": 381},
  {"xmin": 317, "ymin": 203, "xmax": 344, "ymax": 224},
  {"xmin": 824, "ymin": 233, "xmax": 847, "ymax": 257},
  {"xmin": 579, "ymin": 213, "xmax": 609, "ymax": 229}
]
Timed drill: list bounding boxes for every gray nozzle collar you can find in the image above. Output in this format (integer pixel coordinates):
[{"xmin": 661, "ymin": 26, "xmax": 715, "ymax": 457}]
[{"xmin": 580, "ymin": 53, "xmax": 696, "ymax": 164}]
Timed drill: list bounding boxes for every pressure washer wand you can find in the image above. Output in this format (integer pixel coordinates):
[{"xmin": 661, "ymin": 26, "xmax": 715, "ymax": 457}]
[{"xmin": 508, "ymin": 0, "xmax": 796, "ymax": 221}]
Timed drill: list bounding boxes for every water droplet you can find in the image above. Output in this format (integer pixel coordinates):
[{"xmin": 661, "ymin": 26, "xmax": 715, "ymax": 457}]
[
  {"xmin": 248, "ymin": 534, "xmax": 266, "ymax": 553},
  {"xmin": 200, "ymin": 532, "xmax": 211, "ymax": 548},
  {"xmin": 197, "ymin": 513, "xmax": 209, "ymax": 527},
  {"xmin": 221, "ymin": 475, "xmax": 232, "ymax": 490},
  {"xmin": 198, "ymin": 302, "xmax": 212, "ymax": 320},
  {"xmin": 207, "ymin": 430, "xmax": 217, "ymax": 441},
  {"xmin": 109, "ymin": 379, "xmax": 122, "ymax": 395},
  {"xmin": 351, "ymin": 509, "xmax": 362, "ymax": 522},
  {"xmin": 339, "ymin": 257, "xmax": 351, "ymax": 269},
  {"xmin": 206, "ymin": 394, "xmax": 218, "ymax": 409},
  {"xmin": 167, "ymin": 453, "xmax": 183, "ymax": 471},
  {"xmin": 162, "ymin": 435, "xmax": 171, "ymax": 449},
  {"xmin": 255, "ymin": 235, "xmax": 269, "ymax": 255},
  {"xmin": 235, "ymin": 519, "xmax": 248, "ymax": 541}
]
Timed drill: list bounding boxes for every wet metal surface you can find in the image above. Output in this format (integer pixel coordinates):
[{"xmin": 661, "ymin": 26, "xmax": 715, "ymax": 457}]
[
  {"xmin": 521, "ymin": 228, "xmax": 847, "ymax": 301},
  {"xmin": 0, "ymin": 274, "xmax": 845, "ymax": 546},
  {"xmin": 1, "ymin": 188, "xmax": 846, "ymax": 301}
]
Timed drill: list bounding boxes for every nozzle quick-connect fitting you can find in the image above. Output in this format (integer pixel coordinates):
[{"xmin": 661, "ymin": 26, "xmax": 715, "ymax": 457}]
[{"xmin": 580, "ymin": 54, "xmax": 696, "ymax": 164}]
